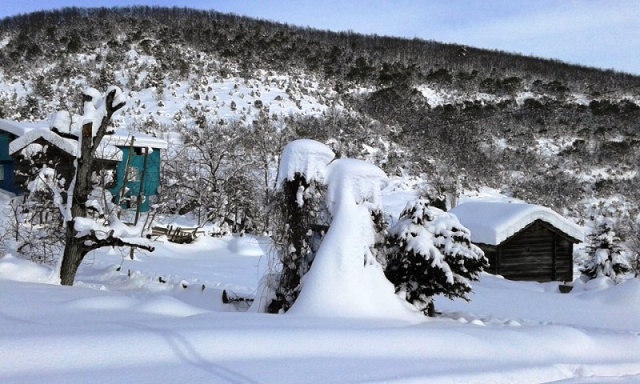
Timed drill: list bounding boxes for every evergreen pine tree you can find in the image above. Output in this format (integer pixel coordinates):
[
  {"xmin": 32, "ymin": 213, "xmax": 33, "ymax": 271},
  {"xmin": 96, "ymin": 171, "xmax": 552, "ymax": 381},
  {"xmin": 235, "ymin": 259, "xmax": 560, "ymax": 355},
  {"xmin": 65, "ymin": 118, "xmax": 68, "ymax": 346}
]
[
  {"xmin": 384, "ymin": 198, "xmax": 487, "ymax": 316},
  {"xmin": 581, "ymin": 218, "xmax": 630, "ymax": 283}
]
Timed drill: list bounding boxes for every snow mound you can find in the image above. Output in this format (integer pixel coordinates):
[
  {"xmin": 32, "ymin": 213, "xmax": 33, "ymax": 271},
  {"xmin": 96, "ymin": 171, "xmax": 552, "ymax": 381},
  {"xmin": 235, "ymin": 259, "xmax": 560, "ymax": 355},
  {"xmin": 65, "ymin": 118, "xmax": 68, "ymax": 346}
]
[
  {"xmin": 227, "ymin": 235, "xmax": 266, "ymax": 257},
  {"xmin": 65, "ymin": 293, "xmax": 208, "ymax": 317},
  {"xmin": 289, "ymin": 158, "xmax": 420, "ymax": 322},
  {"xmin": 276, "ymin": 139, "xmax": 335, "ymax": 186},
  {"xmin": 64, "ymin": 295, "xmax": 139, "ymax": 311},
  {"xmin": 136, "ymin": 295, "xmax": 209, "ymax": 317},
  {"xmin": 0, "ymin": 255, "xmax": 58, "ymax": 283},
  {"xmin": 576, "ymin": 278, "xmax": 640, "ymax": 308},
  {"xmin": 450, "ymin": 201, "xmax": 583, "ymax": 245}
]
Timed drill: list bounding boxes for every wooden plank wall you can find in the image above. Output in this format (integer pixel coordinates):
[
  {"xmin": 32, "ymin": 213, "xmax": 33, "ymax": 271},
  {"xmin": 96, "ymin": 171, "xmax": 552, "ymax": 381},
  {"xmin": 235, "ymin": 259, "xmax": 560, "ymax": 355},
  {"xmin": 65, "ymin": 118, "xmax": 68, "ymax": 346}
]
[{"xmin": 486, "ymin": 221, "xmax": 574, "ymax": 282}]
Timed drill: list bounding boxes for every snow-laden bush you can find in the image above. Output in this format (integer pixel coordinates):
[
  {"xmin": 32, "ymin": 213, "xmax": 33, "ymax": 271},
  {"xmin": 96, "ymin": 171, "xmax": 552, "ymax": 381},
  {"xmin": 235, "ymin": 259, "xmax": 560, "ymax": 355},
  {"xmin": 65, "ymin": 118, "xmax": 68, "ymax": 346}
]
[
  {"xmin": 268, "ymin": 139, "xmax": 334, "ymax": 313},
  {"xmin": 384, "ymin": 198, "xmax": 488, "ymax": 316},
  {"xmin": 581, "ymin": 218, "xmax": 630, "ymax": 283}
]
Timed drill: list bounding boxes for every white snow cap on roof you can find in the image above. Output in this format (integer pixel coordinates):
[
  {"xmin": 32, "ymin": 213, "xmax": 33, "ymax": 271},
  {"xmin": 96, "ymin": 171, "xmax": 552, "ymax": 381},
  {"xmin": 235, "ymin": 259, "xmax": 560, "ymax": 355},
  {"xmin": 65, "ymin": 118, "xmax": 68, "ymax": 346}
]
[
  {"xmin": 102, "ymin": 130, "xmax": 168, "ymax": 150},
  {"xmin": 0, "ymin": 119, "xmax": 48, "ymax": 137},
  {"xmin": 9, "ymin": 129, "xmax": 122, "ymax": 161},
  {"xmin": 450, "ymin": 201, "xmax": 583, "ymax": 245},
  {"xmin": 277, "ymin": 139, "xmax": 335, "ymax": 186}
]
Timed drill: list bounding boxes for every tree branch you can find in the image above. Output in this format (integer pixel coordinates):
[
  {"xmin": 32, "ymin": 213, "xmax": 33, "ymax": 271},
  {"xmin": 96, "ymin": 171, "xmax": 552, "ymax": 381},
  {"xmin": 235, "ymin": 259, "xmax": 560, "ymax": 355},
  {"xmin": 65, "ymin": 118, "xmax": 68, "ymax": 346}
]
[{"xmin": 80, "ymin": 229, "xmax": 155, "ymax": 253}]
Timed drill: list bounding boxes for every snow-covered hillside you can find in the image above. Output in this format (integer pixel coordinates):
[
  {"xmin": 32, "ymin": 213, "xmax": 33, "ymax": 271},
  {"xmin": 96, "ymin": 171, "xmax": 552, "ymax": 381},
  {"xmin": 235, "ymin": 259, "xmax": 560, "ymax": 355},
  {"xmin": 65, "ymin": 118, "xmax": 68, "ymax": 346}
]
[{"xmin": 2, "ymin": 6, "xmax": 640, "ymax": 244}]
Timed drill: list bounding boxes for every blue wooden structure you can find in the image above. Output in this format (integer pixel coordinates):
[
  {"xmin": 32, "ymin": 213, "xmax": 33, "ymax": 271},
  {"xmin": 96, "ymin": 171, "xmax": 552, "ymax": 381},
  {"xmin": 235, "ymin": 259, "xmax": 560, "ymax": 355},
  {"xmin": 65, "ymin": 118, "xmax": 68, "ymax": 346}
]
[
  {"xmin": 0, "ymin": 130, "xmax": 17, "ymax": 193},
  {"xmin": 1, "ymin": 120, "xmax": 167, "ymax": 214},
  {"xmin": 0, "ymin": 119, "xmax": 49, "ymax": 194},
  {"xmin": 105, "ymin": 131, "xmax": 167, "ymax": 212}
]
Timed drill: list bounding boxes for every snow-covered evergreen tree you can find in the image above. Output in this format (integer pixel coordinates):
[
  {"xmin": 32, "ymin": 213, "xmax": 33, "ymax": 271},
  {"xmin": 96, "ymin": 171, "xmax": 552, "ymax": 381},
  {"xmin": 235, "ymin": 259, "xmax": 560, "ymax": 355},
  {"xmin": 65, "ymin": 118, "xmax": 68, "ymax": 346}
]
[
  {"xmin": 268, "ymin": 139, "xmax": 334, "ymax": 313},
  {"xmin": 581, "ymin": 218, "xmax": 630, "ymax": 283},
  {"xmin": 384, "ymin": 198, "xmax": 488, "ymax": 316},
  {"xmin": 288, "ymin": 157, "xmax": 418, "ymax": 320},
  {"xmin": 370, "ymin": 208, "xmax": 389, "ymax": 268}
]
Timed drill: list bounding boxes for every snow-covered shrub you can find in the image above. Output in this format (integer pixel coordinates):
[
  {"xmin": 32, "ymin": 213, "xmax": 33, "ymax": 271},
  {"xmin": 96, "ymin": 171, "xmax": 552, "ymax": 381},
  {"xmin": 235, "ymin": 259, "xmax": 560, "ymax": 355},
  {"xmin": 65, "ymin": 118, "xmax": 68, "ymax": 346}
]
[
  {"xmin": 580, "ymin": 218, "xmax": 630, "ymax": 283},
  {"xmin": 622, "ymin": 218, "xmax": 640, "ymax": 278},
  {"xmin": 370, "ymin": 208, "xmax": 389, "ymax": 268},
  {"xmin": 384, "ymin": 198, "xmax": 488, "ymax": 316},
  {"xmin": 268, "ymin": 173, "xmax": 329, "ymax": 313},
  {"xmin": 0, "ymin": 197, "xmax": 62, "ymax": 265},
  {"xmin": 268, "ymin": 139, "xmax": 335, "ymax": 313},
  {"xmin": 10, "ymin": 151, "xmax": 67, "ymax": 264},
  {"xmin": 287, "ymin": 158, "xmax": 418, "ymax": 320}
]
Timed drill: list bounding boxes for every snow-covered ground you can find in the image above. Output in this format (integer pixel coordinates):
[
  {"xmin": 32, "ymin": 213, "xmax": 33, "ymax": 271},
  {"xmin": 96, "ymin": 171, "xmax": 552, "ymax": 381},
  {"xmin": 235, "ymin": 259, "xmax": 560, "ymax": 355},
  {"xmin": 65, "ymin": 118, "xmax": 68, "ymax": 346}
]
[
  {"xmin": 1, "ymin": 162, "xmax": 639, "ymax": 383},
  {"xmin": 1, "ymin": 229, "xmax": 639, "ymax": 383}
]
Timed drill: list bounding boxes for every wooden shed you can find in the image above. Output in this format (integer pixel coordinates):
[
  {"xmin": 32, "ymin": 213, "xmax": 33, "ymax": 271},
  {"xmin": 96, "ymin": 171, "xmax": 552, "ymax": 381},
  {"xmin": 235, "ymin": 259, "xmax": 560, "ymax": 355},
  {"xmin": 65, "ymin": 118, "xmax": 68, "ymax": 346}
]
[{"xmin": 450, "ymin": 201, "xmax": 583, "ymax": 282}]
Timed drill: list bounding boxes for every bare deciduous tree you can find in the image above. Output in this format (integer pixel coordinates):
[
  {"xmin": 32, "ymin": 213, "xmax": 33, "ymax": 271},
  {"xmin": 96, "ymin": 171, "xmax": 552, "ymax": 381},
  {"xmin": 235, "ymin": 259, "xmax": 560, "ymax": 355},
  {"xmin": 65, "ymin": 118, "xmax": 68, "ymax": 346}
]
[{"xmin": 55, "ymin": 87, "xmax": 154, "ymax": 286}]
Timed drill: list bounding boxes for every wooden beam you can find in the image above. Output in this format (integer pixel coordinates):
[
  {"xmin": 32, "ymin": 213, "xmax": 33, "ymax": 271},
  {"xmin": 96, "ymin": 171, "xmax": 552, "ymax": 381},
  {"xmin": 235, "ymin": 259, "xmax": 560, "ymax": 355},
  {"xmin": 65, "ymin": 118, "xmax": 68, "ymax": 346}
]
[{"xmin": 552, "ymin": 232, "xmax": 557, "ymax": 281}]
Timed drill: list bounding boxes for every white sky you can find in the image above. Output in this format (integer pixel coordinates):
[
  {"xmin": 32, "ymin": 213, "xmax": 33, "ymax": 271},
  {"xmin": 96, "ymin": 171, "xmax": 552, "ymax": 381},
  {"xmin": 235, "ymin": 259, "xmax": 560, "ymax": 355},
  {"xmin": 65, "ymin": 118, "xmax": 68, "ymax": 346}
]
[{"xmin": 1, "ymin": 0, "xmax": 638, "ymax": 75}]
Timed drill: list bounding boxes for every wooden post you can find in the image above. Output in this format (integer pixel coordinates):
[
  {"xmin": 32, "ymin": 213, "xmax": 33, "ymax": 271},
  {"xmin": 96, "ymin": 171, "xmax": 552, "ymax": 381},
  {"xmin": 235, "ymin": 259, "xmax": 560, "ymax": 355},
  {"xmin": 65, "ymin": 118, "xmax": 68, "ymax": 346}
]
[
  {"xmin": 130, "ymin": 146, "xmax": 149, "ymax": 260},
  {"xmin": 133, "ymin": 146, "xmax": 149, "ymax": 225},
  {"xmin": 117, "ymin": 137, "xmax": 136, "ymax": 218}
]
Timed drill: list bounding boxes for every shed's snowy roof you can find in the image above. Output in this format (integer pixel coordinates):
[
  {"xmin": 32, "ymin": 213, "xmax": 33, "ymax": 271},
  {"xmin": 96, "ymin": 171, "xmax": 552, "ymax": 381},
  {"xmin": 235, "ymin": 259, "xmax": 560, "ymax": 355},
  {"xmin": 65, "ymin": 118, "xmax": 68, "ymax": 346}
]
[
  {"xmin": 9, "ymin": 129, "xmax": 122, "ymax": 161},
  {"xmin": 0, "ymin": 119, "xmax": 48, "ymax": 137},
  {"xmin": 102, "ymin": 130, "xmax": 168, "ymax": 150},
  {"xmin": 450, "ymin": 201, "xmax": 583, "ymax": 245}
]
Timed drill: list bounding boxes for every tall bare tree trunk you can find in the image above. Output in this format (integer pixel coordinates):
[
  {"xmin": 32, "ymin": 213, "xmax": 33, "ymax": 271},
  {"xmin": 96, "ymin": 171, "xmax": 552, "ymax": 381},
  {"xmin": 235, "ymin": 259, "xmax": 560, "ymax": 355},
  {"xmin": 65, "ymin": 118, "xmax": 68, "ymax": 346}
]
[
  {"xmin": 59, "ymin": 122, "xmax": 98, "ymax": 286},
  {"xmin": 59, "ymin": 89, "xmax": 130, "ymax": 286},
  {"xmin": 59, "ymin": 230, "xmax": 86, "ymax": 285}
]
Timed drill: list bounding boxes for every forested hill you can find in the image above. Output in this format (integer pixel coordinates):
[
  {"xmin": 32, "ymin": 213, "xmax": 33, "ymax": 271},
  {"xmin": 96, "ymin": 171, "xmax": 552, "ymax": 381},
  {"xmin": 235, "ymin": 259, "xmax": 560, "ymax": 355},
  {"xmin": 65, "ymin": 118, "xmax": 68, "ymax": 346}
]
[{"xmin": 1, "ymin": 6, "xmax": 639, "ymax": 237}]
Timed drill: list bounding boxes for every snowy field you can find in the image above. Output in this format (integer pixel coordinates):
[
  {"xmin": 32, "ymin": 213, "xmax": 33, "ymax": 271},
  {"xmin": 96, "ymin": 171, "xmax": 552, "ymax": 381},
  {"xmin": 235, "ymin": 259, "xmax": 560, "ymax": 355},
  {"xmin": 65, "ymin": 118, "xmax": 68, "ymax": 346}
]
[
  {"xmin": 1, "ymin": 230, "xmax": 639, "ymax": 384},
  {"xmin": 1, "ymin": 147, "xmax": 639, "ymax": 384}
]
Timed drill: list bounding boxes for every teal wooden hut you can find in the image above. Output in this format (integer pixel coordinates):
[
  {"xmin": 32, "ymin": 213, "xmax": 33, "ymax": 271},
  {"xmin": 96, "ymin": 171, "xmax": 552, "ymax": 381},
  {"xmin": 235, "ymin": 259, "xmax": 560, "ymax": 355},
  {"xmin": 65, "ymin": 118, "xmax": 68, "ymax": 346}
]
[{"xmin": 103, "ymin": 131, "xmax": 168, "ymax": 212}]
